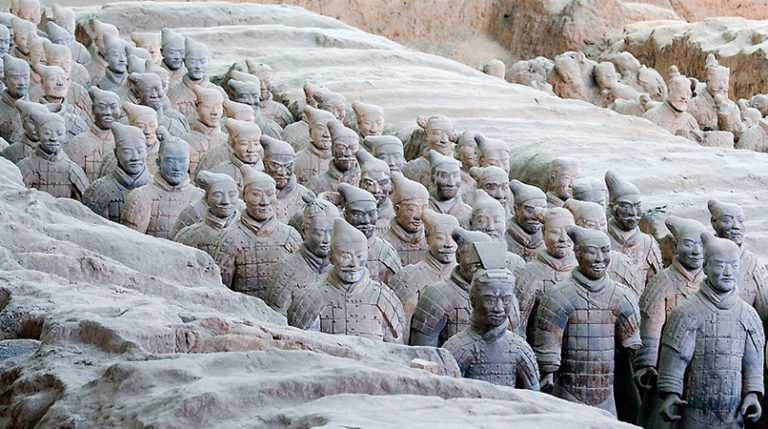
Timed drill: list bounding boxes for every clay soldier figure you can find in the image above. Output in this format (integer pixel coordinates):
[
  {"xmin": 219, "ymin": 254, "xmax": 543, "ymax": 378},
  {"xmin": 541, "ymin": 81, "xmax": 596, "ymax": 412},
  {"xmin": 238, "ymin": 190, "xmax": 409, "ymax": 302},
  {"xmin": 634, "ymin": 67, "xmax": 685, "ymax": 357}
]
[
  {"xmin": 468, "ymin": 166, "xmax": 511, "ymax": 217},
  {"xmin": 168, "ymin": 38, "xmax": 225, "ymax": 123},
  {"xmin": 9, "ymin": 17, "xmax": 35, "ymax": 62},
  {"xmin": 36, "ymin": 64, "xmax": 89, "ymax": 142},
  {"xmin": 708, "ymin": 199, "xmax": 768, "ymax": 321},
  {"xmin": 427, "ymin": 149, "xmax": 471, "ymax": 228},
  {"xmin": 47, "ymin": 6, "xmax": 91, "ymax": 66},
  {"xmin": 214, "ymin": 167, "xmax": 302, "ymax": 297},
  {"xmin": 279, "ymin": 83, "xmax": 316, "ymax": 150},
  {"xmin": 467, "ymin": 189, "xmax": 526, "ymax": 276},
  {"xmin": 130, "ymin": 32, "xmax": 161, "ymax": 64},
  {"xmin": 288, "ymin": 218, "xmax": 406, "ymax": 343},
  {"xmin": 443, "ymin": 264, "xmax": 540, "ymax": 390},
  {"xmin": 311, "ymin": 85, "xmax": 347, "ymax": 124},
  {"xmin": 689, "ymin": 54, "xmax": 736, "ymax": 132},
  {"xmin": 121, "ymin": 132, "xmax": 203, "ymax": 239},
  {"xmin": 506, "ymin": 179, "xmax": 547, "ymax": 262},
  {"xmin": 66, "ymin": 87, "xmax": 120, "ymax": 181},
  {"xmin": 0, "ymin": 54, "xmax": 30, "ymax": 143},
  {"xmin": 183, "ymin": 86, "xmax": 226, "ymax": 175},
  {"xmin": 533, "ymin": 225, "xmax": 642, "ymax": 415},
  {"xmin": 11, "ymin": 0, "xmax": 41, "ymax": 24},
  {"xmin": 605, "ymin": 171, "xmax": 662, "ymax": 283},
  {"xmin": 86, "ymin": 19, "xmax": 119, "ymax": 85},
  {"xmin": 0, "ymin": 25, "xmax": 9, "ymax": 57},
  {"xmin": 17, "ymin": 111, "xmax": 89, "ymax": 200},
  {"xmin": 128, "ymin": 72, "xmax": 188, "ymax": 137},
  {"xmin": 455, "ymin": 131, "xmax": 479, "ymax": 193},
  {"xmin": 192, "ymin": 99, "xmax": 255, "ymax": 177},
  {"xmin": 656, "ymin": 233, "xmax": 764, "ymax": 429},
  {"xmin": 174, "ymin": 171, "xmax": 240, "ymax": 257},
  {"xmin": 256, "ymin": 135, "xmax": 312, "ymax": 224},
  {"xmin": 476, "ymin": 135, "xmax": 510, "ymax": 174},
  {"xmin": 264, "ymin": 194, "xmax": 339, "ymax": 314},
  {"xmin": 245, "ymin": 61, "xmax": 294, "ymax": 128},
  {"xmin": 42, "ymin": 40, "xmax": 92, "ymax": 115},
  {"xmin": 363, "ymin": 134, "xmax": 405, "ymax": 172},
  {"xmin": 96, "ymin": 102, "xmax": 157, "ymax": 179},
  {"xmin": 634, "ymin": 216, "xmax": 706, "ymax": 429},
  {"xmin": 210, "ymin": 119, "xmax": 264, "ymax": 192},
  {"xmin": 307, "ymin": 121, "xmax": 360, "ymax": 194},
  {"xmin": 1, "ymin": 99, "xmax": 47, "ymax": 163},
  {"xmin": 410, "ymin": 228, "xmax": 495, "ymax": 347},
  {"xmin": 356, "ymin": 149, "xmax": 395, "ymax": 234},
  {"xmin": 515, "ymin": 208, "xmax": 576, "ymax": 338},
  {"xmin": 572, "ymin": 176, "xmax": 608, "ymax": 209},
  {"xmin": 169, "ymin": 175, "xmax": 245, "ymax": 240},
  {"xmin": 160, "ymin": 29, "xmax": 186, "ymax": 87},
  {"xmin": 402, "ymin": 115, "xmax": 455, "ymax": 187},
  {"xmin": 337, "ymin": 183, "xmax": 402, "ymax": 285},
  {"xmin": 389, "ymin": 209, "xmax": 459, "ymax": 343},
  {"xmin": 83, "ymin": 123, "xmax": 152, "ymax": 223},
  {"xmin": 294, "ymin": 105, "xmax": 335, "ymax": 184},
  {"xmin": 97, "ymin": 34, "xmax": 130, "ymax": 98},
  {"xmin": 226, "ymin": 77, "xmax": 282, "ymax": 139},
  {"xmin": 643, "ymin": 66, "xmax": 700, "ymax": 140},
  {"xmin": 351, "ymin": 100, "xmax": 385, "ymax": 137},
  {"xmin": 545, "ymin": 157, "xmax": 581, "ymax": 208},
  {"xmin": 380, "ymin": 171, "xmax": 429, "ymax": 266}
]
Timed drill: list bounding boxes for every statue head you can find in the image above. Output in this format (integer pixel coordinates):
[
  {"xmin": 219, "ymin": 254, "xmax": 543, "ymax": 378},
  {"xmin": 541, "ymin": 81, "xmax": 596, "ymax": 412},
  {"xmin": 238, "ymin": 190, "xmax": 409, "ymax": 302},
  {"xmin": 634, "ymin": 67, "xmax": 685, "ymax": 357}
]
[
  {"xmin": 156, "ymin": 132, "xmax": 189, "ymax": 186},
  {"xmin": 546, "ymin": 157, "xmax": 581, "ymax": 201},
  {"xmin": 564, "ymin": 198, "xmax": 608, "ymax": 233},
  {"xmin": 3, "ymin": 54, "xmax": 30, "ymax": 99},
  {"xmin": 539, "ymin": 207, "xmax": 575, "ymax": 259},
  {"xmin": 452, "ymin": 227, "xmax": 493, "ymax": 281},
  {"xmin": 428, "ymin": 149, "xmax": 461, "ymax": 201},
  {"xmin": 422, "ymin": 208, "xmax": 460, "ymax": 264},
  {"xmin": 261, "ymin": 135, "xmax": 295, "ymax": 190},
  {"xmin": 701, "ymin": 232, "xmax": 740, "ymax": 293},
  {"xmin": 0, "ymin": 24, "xmax": 9, "ymax": 56},
  {"xmin": 330, "ymin": 218, "xmax": 369, "ymax": 283},
  {"xmin": 103, "ymin": 34, "xmax": 128, "ymax": 74},
  {"xmin": 11, "ymin": 17, "xmax": 35, "ymax": 55},
  {"xmin": 339, "ymin": 183, "xmax": 378, "ymax": 239},
  {"xmin": 90, "ymin": 19, "xmax": 119, "ymax": 57},
  {"xmin": 613, "ymin": 52, "xmax": 641, "ymax": 75},
  {"xmin": 222, "ymin": 99, "xmax": 255, "ymax": 122},
  {"xmin": 192, "ymin": 86, "xmax": 223, "ymax": 128},
  {"xmin": 568, "ymin": 225, "xmax": 611, "ymax": 280},
  {"xmin": 245, "ymin": 60, "xmax": 274, "ymax": 102},
  {"xmin": 130, "ymin": 32, "xmax": 161, "ymax": 64},
  {"xmin": 572, "ymin": 176, "xmax": 608, "ymax": 209},
  {"xmin": 240, "ymin": 166, "xmax": 276, "ymax": 222},
  {"xmin": 129, "ymin": 72, "xmax": 164, "ymax": 111},
  {"xmin": 51, "ymin": 4, "xmax": 76, "ymax": 35},
  {"xmin": 605, "ymin": 170, "xmax": 642, "ymax": 231},
  {"xmin": 123, "ymin": 101, "xmax": 159, "ymax": 146},
  {"xmin": 225, "ymin": 119, "xmax": 262, "ymax": 165},
  {"xmin": 352, "ymin": 100, "xmax": 385, "ymax": 137},
  {"xmin": 301, "ymin": 193, "xmax": 340, "ymax": 258},
  {"xmin": 594, "ymin": 62, "xmax": 619, "ymax": 90},
  {"xmin": 160, "ymin": 29, "xmax": 185, "ymax": 71},
  {"xmin": 195, "ymin": 171, "xmax": 238, "ymax": 219},
  {"xmin": 455, "ymin": 131, "xmax": 480, "ymax": 170},
  {"xmin": 145, "ymin": 60, "xmax": 170, "ymax": 95},
  {"xmin": 667, "ymin": 65, "xmax": 692, "ymax": 112},
  {"xmin": 475, "ymin": 135, "xmax": 510, "ymax": 174},
  {"xmin": 469, "ymin": 266, "xmax": 517, "ymax": 330},
  {"xmin": 469, "ymin": 166, "xmax": 510, "ymax": 209},
  {"xmin": 666, "ymin": 216, "xmax": 706, "ymax": 271},
  {"xmin": 43, "ymin": 40, "xmax": 73, "ymax": 76},
  {"xmin": 15, "ymin": 98, "xmax": 47, "ymax": 141},
  {"xmin": 12, "ymin": 0, "xmax": 41, "ymax": 25},
  {"xmin": 708, "ymin": 199, "xmax": 745, "ymax": 247},
  {"xmin": 227, "ymin": 78, "xmax": 260, "ymax": 108},
  {"xmin": 390, "ymin": 171, "xmax": 429, "ymax": 233},
  {"xmin": 44, "ymin": 22, "xmax": 72, "ymax": 51},
  {"xmin": 704, "ymin": 54, "xmax": 729, "ymax": 99},
  {"xmin": 310, "ymin": 86, "xmax": 346, "ymax": 122},
  {"xmin": 417, "ymin": 114, "xmax": 454, "ymax": 155},
  {"xmin": 327, "ymin": 120, "xmax": 359, "ymax": 172},
  {"xmin": 304, "ymin": 105, "xmax": 335, "ymax": 151},
  {"xmin": 89, "ymin": 87, "xmax": 121, "ymax": 131},
  {"xmin": 363, "ymin": 135, "xmax": 404, "ymax": 172},
  {"xmin": 552, "ymin": 53, "xmax": 585, "ymax": 99},
  {"xmin": 184, "ymin": 38, "xmax": 209, "ymax": 81},
  {"xmin": 468, "ymin": 189, "xmax": 506, "ymax": 242},
  {"xmin": 31, "ymin": 111, "xmax": 66, "ymax": 155},
  {"xmin": 481, "ymin": 59, "xmax": 505, "ymax": 79},
  {"xmin": 38, "ymin": 64, "xmax": 69, "ymax": 102},
  {"xmin": 510, "ymin": 179, "xmax": 547, "ymax": 234},
  {"xmin": 111, "ymin": 122, "xmax": 147, "ymax": 175},
  {"xmin": 356, "ymin": 148, "xmax": 391, "ymax": 208},
  {"xmin": 749, "ymin": 94, "xmax": 768, "ymax": 117}
]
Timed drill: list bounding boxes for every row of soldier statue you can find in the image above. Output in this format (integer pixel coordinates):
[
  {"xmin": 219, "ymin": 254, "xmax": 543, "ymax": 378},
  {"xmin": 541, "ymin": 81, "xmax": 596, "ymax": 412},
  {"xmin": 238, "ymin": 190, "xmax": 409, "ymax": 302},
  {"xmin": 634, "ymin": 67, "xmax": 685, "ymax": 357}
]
[{"xmin": 0, "ymin": 2, "xmax": 765, "ymax": 428}]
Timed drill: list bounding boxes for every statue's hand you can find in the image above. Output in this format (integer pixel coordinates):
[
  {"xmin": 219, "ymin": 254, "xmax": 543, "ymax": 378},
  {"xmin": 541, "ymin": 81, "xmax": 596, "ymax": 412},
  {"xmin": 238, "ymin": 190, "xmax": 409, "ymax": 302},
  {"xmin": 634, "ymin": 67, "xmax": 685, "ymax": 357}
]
[
  {"xmin": 659, "ymin": 393, "xmax": 686, "ymax": 422},
  {"xmin": 539, "ymin": 373, "xmax": 554, "ymax": 394},
  {"xmin": 740, "ymin": 392, "xmax": 762, "ymax": 423},
  {"xmin": 633, "ymin": 366, "xmax": 657, "ymax": 391}
]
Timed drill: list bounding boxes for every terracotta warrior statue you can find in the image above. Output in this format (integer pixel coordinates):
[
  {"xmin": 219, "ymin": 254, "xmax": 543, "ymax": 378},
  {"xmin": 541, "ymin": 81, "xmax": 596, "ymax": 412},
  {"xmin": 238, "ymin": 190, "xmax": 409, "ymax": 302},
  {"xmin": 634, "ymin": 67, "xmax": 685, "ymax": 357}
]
[
  {"xmin": 642, "ymin": 66, "xmax": 700, "ymax": 141},
  {"xmin": 356, "ymin": 148, "xmax": 395, "ymax": 233},
  {"xmin": 17, "ymin": 110, "xmax": 89, "ymax": 200},
  {"xmin": 258, "ymin": 135, "xmax": 312, "ymax": 224},
  {"xmin": 120, "ymin": 131, "xmax": 203, "ymax": 238},
  {"xmin": 533, "ymin": 225, "xmax": 642, "ymax": 415},
  {"xmin": 9, "ymin": 17, "xmax": 35, "ymax": 62},
  {"xmin": 1, "ymin": 99, "xmax": 46, "ymax": 163},
  {"xmin": 192, "ymin": 99, "xmax": 254, "ymax": 177},
  {"xmin": 505, "ymin": 179, "xmax": 547, "ymax": 262},
  {"xmin": 571, "ymin": 175, "xmax": 608, "ymax": 209},
  {"xmin": 351, "ymin": 100, "xmax": 385, "ymax": 137},
  {"xmin": 42, "ymin": 39, "xmax": 91, "ymax": 105},
  {"xmin": 294, "ymin": 105, "xmax": 335, "ymax": 184},
  {"xmin": 226, "ymin": 77, "xmax": 282, "ymax": 139},
  {"xmin": 36, "ymin": 64, "xmax": 89, "ymax": 143},
  {"xmin": 708, "ymin": 199, "xmax": 768, "ymax": 322},
  {"xmin": 0, "ymin": 54, "xmax": 30, "ymax": 143},
  {"xmin": 515, "ymin": 207, "xmax": 576, "ymax": 338},
  {"xmin": 634, "ymin": 216, "xmax": 706, "ymax": 429},
  {"xmin": 85, "ymin": 19, "xmax": 119, "ymax": 85},
  {"xmin": 402, "ymin": 114, "xmax": 455, "ymax": 187},
  {"xmin": 379, "ymin": 171, "xmax": 429, "ymax": 266},
  {"xmin": 94, "ymin": 102, "xmax": 158, "ymax": 179},
  {"xmin": 11, "ymin": 0, "xmax": 41, "ymax": 25},
  {"xmin": 476, "ymin": 135, "xmax": 510, "ymax": 174},
  {"xmin": 455, "ymin": 131, "xmax": 479, "ymax": 193},
  {"xmin": 337, "ymin": 183, "xmax": 402, "ymax": 285},
  {"xmin": 210, "ymin": 119, "xmax": 264, "ymax": 192},
  {"xmin": 656, "ymin": 233, "xmax": 764, "ymax": 429},
  {"xmin": 307, "ymin": 120, "xmax": 360, "ymax": 194},
  {"xmin": 467, "ymin": 189, "xmax": 526, "ymax": 276},
  {"xmin": 363, "ymin": 134, "xmax": 405, "ymax": 172},
  {"xmin": 282, "ymin": 83, "xmax": 346, "ymax": 151},
  {"xmin": 410, "ymin": 228, "xmax": 493, "ymax": 347},
  {"xmin": 468, "ymin": 166, "xmax": 511, "ymax": 217},
  {"xmin": 97, "ymin": 34, "xmax": 130, "ymax": 98},
  {"xmin": 65, "ymin": 87, "xmax": 120, "ymax": 181},
  {"xmin": 160, "ymin": 29, "xmax": 186, "ymax": 87},
  {"xmin": 168, "ymin": 38, "xmax": 225, "ymax": 123},
  {"xmin": 0, "ymin": 25, "xmax": 9, "ymax": 57},
  {"xmin": 443, "ymin": 263, "xmax": 540, "ymax": 390},
  {"xmin": 213, "ymin": 167, "xmax": 302, "ymax": 297},
  {"xmin": 173, "ymin": 171, "xmax": 240, "ymax": 256},
  {"xmin": 264, "ymin": 194, "xmax": 339, "ymax": 314},
  {"xmin": 47, "ymin": 6, "xmax": 91, "ymax": 66},
  {"xmin": 128, "ymin": 72, "xmax": 188, "ymax": 137},
  {"xmin": 427, "ymin": 149, "xmax": 471, "ymax": 228},
  {"xmin": 169, "ymin": 173, "xmax": 245, "ymax": 240},
  {"xmin": 389, "ymin": 209, "xmax": 459, "ymax": 342},
  {"xmin": 288, "ymin": 218, "xmax": 406, "ymax": 343},
  {"xmin": 183, "ymin": 86, "xmax": 226, "ymax": 175},
  {"xmin": 605, "ymin": 171, "xmax": 662, "ymax": 283},
  {"xmin": 592, "ymin": 61, "xmax": 641, "ymax": 108},
  {"xmin": 244, "ymin": 60, "xmax": 294, "ymax": 128},
  {"xmin": 688, "ymin": 54, "xmax": 736, "ymax": 132},
  {"xmin": 83, "ymin": 123, "xmax": 153, "ymax": 223},
  {"xmin": 545, "ymin": 157, "xmax": 581, "ymax": 208}
]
